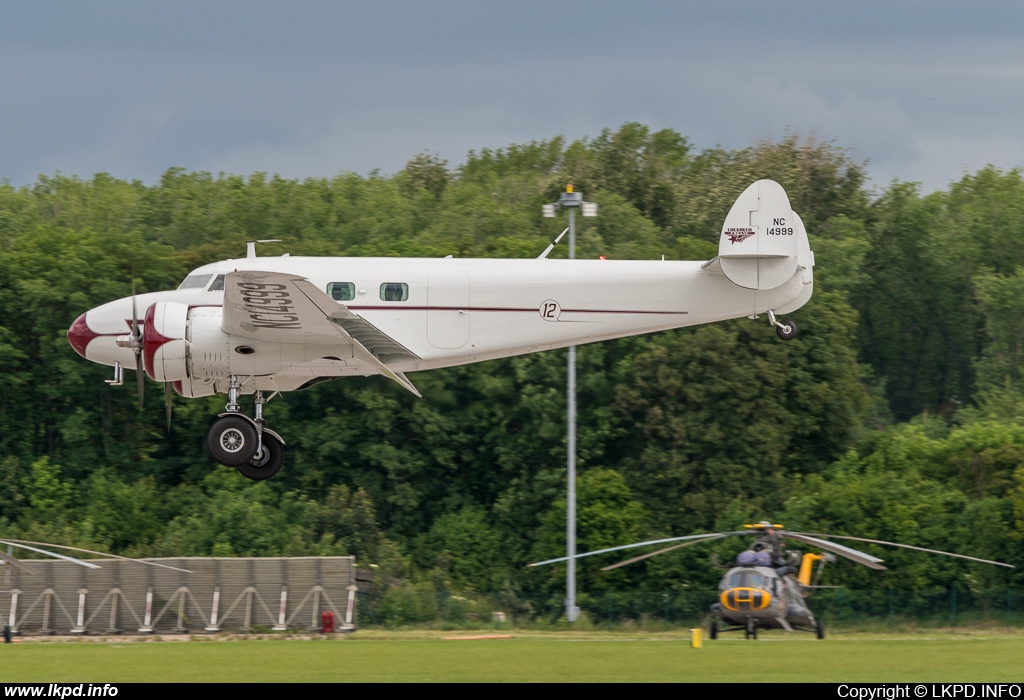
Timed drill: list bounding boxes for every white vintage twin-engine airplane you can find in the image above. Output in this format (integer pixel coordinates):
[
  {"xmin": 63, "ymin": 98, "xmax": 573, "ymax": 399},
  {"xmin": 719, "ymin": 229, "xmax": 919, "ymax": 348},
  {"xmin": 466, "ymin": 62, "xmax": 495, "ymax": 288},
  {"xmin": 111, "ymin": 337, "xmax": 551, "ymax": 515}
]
[{"xmin": 68, "ymin": 180, "xmax": 814, "ymax": 480}]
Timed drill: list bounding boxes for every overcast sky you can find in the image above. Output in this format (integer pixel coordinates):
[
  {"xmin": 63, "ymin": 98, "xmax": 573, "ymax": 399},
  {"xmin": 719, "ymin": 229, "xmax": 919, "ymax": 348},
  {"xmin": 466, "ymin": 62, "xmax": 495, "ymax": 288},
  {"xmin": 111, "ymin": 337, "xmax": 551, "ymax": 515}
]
[{"xmin": 2, "ymin": 1, "xmax": 1022, "ymax": 193}]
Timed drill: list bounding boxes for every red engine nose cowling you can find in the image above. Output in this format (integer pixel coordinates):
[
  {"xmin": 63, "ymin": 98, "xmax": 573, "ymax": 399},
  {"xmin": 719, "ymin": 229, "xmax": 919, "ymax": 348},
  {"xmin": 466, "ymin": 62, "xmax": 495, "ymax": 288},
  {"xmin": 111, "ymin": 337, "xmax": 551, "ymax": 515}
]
[
  {"xmin": 143, "ymin": 302, "xmax": 189, "ymax": 382},
  {"xmin": 68, "ymin": 313, "xmax": 99, "ymax": 358}
]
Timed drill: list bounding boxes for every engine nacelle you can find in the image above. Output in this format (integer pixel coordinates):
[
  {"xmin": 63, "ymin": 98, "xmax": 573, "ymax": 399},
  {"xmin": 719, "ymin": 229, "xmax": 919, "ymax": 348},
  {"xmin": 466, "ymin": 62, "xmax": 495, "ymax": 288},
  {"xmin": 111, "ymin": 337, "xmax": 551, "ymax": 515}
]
[
  {"xmin": 145, "ymin": 304, "xmax": 353, "ymax": 386},
  {"xmin": 144, "ymin": 302, "xmax": 189, "ymax": 382}
]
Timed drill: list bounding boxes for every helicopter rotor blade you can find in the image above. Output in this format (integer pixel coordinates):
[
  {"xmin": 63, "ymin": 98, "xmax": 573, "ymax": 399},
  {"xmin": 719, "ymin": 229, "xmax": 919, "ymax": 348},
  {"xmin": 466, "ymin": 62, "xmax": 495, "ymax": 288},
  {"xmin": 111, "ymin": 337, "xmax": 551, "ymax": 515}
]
[
  {"xmin": 529, "ymin": 531, "xmax": 751, "ymax": 568},
  {"xmin": 601, "ymin": 534, "xmax": 729, "ymax": 571},
  {"xmin": 0, "ymin": 549, "xmax": 41, "ymax": 575},
  {"xmin": 0, "ymin": 538, "xmax": 193, "ymax": 574},
  {"xmin": 792, "ymin": 532, "xmax": 1015, "ymax": 569},
  {"xmin": 783, "ymin": 532, "xmax": 887, "ymax": 570},
  {"xmin": 0, "ymin": 539, "xmax": 102, "ymax": 569}
]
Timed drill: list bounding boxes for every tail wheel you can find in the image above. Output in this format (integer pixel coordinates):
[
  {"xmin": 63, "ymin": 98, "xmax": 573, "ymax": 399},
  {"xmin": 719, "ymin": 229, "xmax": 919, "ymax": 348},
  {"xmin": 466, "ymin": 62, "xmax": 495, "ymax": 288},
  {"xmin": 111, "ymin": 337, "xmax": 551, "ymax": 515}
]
[
  {"xmin": 816, "ymin": 619, "xmax": 825, "ymax": 640},
  {"xmin": 709, "ymin": 620, "xmax": 718, "ymax": 640},
  {"xmin": 236, "ymin": 433, "xmax": 285, "ymax": 481},
  {"xmin": 207, "ymin": 415, "xmax": 258, "ymax": 466},
  {"xmin": 776, "ymin": 320, "xmax": 799, "ymax": 341}
]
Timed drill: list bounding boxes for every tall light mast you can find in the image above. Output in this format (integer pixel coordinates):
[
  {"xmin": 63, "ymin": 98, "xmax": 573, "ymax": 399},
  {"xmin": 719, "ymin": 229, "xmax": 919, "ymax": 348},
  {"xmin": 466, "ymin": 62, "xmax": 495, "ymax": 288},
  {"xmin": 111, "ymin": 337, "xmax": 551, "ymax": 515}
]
[{"xmin": 542, "ymin": 184, "xmax": 598, "ymax": 622}]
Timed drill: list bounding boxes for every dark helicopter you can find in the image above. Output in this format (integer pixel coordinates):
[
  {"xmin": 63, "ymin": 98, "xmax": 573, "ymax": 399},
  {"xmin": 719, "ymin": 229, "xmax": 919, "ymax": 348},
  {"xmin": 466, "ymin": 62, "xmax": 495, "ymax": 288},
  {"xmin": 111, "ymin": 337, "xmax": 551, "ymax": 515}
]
[{"xmin": 530, "ymin": 522, "xmax": 1014, "ymax": 639}]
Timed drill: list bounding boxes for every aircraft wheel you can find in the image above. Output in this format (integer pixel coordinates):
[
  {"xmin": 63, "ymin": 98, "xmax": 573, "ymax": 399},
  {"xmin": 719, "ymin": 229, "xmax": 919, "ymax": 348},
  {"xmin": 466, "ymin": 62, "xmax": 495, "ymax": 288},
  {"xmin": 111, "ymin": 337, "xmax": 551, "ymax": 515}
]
[
  {"xmin": 709, "ymin": 621, "xmax": 718, "ymax": 640},
  {"xmin": 236, "ymin": 433, "xmax": 285, "ymax": 481},
  {"xmin": 776, "ymin": 319, "xmax": 799, "ymax": 341},
  {"xmin": 816, "ymin": 619, "xmax": 825, "ymax": 640},
  {"xmin": 207, "ymin": 415, "xmax": 259, "ymax": 466}
]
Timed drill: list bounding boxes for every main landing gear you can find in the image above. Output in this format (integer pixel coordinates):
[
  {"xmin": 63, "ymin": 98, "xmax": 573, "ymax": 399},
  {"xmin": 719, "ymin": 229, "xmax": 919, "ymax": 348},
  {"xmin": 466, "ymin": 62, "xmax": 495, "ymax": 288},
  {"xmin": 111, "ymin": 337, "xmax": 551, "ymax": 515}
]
[{"xmin": 206, "ymin": 377, "xmax": 285, "ymax": 481}]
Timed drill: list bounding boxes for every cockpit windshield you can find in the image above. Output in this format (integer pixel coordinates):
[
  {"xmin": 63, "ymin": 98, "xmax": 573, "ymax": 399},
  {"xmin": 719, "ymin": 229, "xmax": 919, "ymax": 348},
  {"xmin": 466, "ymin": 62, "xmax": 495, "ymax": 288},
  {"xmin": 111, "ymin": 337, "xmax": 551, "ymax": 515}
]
[
  {"xmin": 178, "ymin": 274, "xmax": 214, "ymax": 290},
  {"xmin": 726, "ymin": 570, "xmax": 767, "ymax": 589}
]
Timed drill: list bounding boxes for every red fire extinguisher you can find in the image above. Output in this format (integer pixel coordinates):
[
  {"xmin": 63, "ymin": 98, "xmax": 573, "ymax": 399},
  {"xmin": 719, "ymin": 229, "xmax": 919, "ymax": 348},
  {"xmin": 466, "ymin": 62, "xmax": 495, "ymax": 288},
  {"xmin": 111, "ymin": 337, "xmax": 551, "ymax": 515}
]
[{"xmin": 321, "ymin": 610, "xmax": 335, "ymax": 633}]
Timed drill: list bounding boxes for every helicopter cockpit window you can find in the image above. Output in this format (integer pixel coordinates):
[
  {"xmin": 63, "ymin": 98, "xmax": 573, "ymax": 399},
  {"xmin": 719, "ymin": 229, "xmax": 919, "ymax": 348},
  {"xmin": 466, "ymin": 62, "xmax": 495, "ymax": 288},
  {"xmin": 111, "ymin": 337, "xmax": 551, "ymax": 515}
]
[
  {"xmin": 727, "ymin": 571, "xmax": 767, "ymax": 589},
  {"xmin": 209, "ymin": 274, "xmax": 226, "ymax": 292},
  {"xmin": 178, "ymin": 274, "xmax": 214, "ymax": 290}
]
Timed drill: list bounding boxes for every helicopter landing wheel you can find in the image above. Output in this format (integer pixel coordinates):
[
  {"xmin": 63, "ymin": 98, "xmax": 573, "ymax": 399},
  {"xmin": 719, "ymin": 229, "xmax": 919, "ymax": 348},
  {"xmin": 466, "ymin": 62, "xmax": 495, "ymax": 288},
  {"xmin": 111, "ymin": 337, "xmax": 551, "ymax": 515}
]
[
  {"xmin": 709, "ymin": 621, "xmax": 718, "ymax": 640},
  {"xmin": 236, "ymin": 433, "xmax": 285, "ymax": 481},
  {"xmin": 816, "ymin": 619, "xmax": 825, "ymax": 640},
  {"xmin": 776, "ymin": 319, "xmax": 799, "ymax": 341},
  {"xmin": 207, "ymin": 415, "xmax": 258, "ymax": 466}
]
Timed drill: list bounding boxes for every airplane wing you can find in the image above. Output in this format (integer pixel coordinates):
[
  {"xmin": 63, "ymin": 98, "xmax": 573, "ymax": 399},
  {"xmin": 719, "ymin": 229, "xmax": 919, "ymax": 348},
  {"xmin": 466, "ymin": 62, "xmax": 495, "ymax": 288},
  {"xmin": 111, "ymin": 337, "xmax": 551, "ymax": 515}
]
[{"xmin": 222, "ymin": 271, "xmax": 422, "ymax": 397}]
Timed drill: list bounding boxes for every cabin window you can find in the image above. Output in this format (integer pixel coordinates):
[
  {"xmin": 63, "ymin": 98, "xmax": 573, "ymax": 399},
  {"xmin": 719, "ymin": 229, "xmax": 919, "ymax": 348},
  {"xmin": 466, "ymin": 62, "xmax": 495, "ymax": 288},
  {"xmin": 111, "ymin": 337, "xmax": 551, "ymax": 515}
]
[
  {"xmin": 327, "ymin": 282, "xmax": 356, "ymax": 301},
  {"xmin": 728, "ymin": 571, "xmax": 766, "ymax": 589},
  {"xmin": 178, "ymin": 274, "xmax": 213, "ymax": 290},
  {"xmin": 380, "ymin": 282, "xmax": 409, "ymax": 302},
  {"xmin": 209, "ymin": 274, "xmax": 226, "ymax": 292}
]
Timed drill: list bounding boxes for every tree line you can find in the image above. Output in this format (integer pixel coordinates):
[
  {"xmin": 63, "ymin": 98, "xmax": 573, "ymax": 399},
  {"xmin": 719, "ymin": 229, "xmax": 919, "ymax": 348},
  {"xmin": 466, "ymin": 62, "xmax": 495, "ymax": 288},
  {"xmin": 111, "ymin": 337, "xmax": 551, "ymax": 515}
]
[{"xmin": 1, "ymin": 124, "xmax": 1023, "ymax": 609}]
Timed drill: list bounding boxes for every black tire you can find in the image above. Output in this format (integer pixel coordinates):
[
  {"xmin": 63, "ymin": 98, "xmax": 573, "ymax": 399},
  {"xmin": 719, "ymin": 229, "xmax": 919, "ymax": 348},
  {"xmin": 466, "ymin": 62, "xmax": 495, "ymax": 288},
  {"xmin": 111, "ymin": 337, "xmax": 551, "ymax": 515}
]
[
  {"xmin": 816, "ymin": 619, "xmax": 825, "ymax": 640},
  {"xmin": 236, "ymin": 433, "xmax": 285, "ymax": 481},
  {"xmin": 207, "ymin": 415, "xmax": 259, "ymax": 466},
  {"xmin": 776, "ymin": 320, "xmax": 799, "ymax": 341},
  {"xmin": 709, "ymin": 620, "xmax": 718, "ymax": 640}
]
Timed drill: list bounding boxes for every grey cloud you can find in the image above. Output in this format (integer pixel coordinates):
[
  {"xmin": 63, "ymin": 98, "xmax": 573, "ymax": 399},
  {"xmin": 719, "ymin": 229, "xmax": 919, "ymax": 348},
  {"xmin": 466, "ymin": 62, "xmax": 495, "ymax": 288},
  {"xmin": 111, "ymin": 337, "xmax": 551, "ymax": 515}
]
[{"xmin": 2, "ymin": 1, "xmax": 1023, "ymax": 193}]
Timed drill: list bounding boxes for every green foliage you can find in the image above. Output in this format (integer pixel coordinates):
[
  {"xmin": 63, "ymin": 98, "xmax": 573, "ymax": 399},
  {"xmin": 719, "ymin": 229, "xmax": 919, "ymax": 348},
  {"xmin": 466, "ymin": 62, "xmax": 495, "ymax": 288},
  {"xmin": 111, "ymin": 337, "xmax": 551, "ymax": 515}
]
[{"xmin": 1, "ymin": 124, "xmax": 1023, "ymax": 600}]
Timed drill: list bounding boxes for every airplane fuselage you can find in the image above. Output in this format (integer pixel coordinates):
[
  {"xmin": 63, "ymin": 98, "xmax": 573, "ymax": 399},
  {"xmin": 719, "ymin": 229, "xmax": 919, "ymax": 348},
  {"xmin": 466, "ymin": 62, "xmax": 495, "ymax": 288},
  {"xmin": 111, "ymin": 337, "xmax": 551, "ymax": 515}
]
[{"xmin": 72, "ymin": 254, "xmax": 812, "ymax": 394}]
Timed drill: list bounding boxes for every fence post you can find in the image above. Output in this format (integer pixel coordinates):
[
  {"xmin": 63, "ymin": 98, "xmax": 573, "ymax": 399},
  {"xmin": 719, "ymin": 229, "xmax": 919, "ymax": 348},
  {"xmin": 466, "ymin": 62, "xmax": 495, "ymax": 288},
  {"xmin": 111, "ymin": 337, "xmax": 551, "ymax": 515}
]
[
  {"xmin": 950, "ymin": 588, "xmax": 957, "ymax": 630},
  {"xmin": 664, "ymin": 591, "xmax": 670, "ymax": 625},
  {"xmin": 1007, "ymin": 587, "xmax": 1012, "ymax": 628},
  {"xmin": 607, "ymin": 591, "xmax": 614, "ymax": 625},
  {"xmin": 888, "ymin": 588, "xmax": 894, "ymax": 631}
]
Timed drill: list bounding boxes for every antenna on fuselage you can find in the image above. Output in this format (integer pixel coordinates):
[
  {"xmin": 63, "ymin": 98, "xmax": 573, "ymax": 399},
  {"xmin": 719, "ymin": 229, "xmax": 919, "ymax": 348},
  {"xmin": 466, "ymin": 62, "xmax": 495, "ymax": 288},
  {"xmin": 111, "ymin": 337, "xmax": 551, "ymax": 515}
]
[
  {"xmin": 246, "ymin": 239, "xmax": 282, "ymax": 258},
  {"xmin": 538, "ymin": 228, "xmax": 569, "ymax": 259}
]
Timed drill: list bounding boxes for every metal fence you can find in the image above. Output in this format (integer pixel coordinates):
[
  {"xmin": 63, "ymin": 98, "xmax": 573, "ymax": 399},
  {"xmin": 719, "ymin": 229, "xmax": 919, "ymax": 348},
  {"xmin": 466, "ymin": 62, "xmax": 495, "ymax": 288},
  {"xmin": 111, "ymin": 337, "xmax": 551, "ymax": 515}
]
[
  {"xmin": 0, "ymin": 556, "xmax": 355, "ymax": 635},
  {"xmin": 354, "ymin": 587, "xmax": 1024, "ymax": 631}
]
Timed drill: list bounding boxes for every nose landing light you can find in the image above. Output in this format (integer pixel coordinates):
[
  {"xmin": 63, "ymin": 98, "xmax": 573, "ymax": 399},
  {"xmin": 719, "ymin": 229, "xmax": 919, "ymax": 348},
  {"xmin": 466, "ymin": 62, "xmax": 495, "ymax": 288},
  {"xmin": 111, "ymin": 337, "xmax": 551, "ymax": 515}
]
[{"xmin": 68, "ymin": 313, "xmax": 99, "ymax": 358}]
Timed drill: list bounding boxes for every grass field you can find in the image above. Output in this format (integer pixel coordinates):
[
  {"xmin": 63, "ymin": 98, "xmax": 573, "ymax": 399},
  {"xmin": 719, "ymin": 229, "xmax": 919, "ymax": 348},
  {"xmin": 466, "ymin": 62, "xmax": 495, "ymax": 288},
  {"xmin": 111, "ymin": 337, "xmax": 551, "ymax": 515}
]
[{"xmin": 2, "ymin": 631, "xmax": 1023, "ymax": 682}]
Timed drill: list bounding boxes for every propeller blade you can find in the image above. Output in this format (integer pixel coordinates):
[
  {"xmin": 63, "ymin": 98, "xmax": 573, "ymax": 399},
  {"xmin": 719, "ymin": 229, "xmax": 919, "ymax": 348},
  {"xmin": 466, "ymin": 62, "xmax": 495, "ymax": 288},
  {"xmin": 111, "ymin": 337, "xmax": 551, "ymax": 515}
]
[
  {"xmin": 164, "ymin": 382, "xmax": 173, "ymax": 432},
  {"xmin": 0, "ymin": 538, "xmax": 193, "ymax": 574},
  {"xmin": 0, "ymin": 549, "xmax": 41, "ymax": 575},
  {"xmin": 529, "ymin": 531, "xmax": 751, "ymax": 567},
  {"xmin": 135, "ymin": 367, "xmax": 145, "ymax": 408},
  {"xmin": 131, "ymin": 287, "xmax": 144, "ymax": 409},
  {"xmin": 783, "ymin": 532, "xmax": 887, "ymax": 570},
  {"xmin": 601, "ymin": 534, "xmax": 729, "ymax": 571},
  {"xmin": 791, "ymin": 532, "xmax": 1015, "ymax": 569}
]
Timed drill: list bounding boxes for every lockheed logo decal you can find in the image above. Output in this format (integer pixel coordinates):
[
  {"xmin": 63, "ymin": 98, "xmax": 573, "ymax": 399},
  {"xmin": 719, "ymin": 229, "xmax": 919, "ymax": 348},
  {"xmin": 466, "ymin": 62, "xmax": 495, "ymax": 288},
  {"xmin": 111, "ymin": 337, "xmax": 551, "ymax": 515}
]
[{"xmin": 724, "ymin": 227, "xmax": 755, "ymax": 244}]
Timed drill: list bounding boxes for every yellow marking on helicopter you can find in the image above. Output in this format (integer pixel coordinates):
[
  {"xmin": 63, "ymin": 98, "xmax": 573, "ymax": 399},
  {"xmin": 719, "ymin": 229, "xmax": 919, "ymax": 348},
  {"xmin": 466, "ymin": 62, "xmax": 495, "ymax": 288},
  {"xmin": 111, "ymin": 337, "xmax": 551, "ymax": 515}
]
[
  {"xmin": 743, "ymin": 523, "xmax": 784, "ymax": 529},
  {"xmin": 721, "ymin": 587, "xmax": 772, "ymax": 611},
  {"xmin": 799, "ymin": 552, "xmax": 822, "ymax": 586}
]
